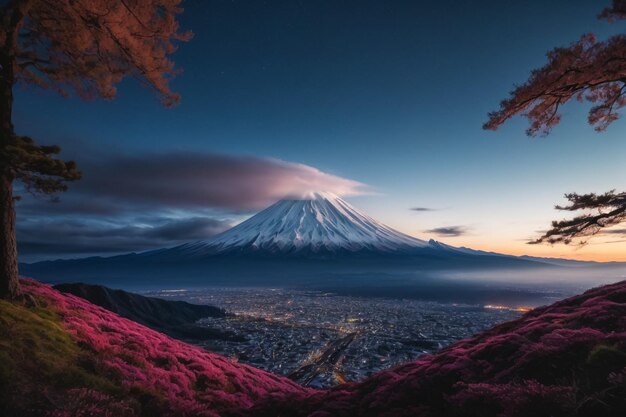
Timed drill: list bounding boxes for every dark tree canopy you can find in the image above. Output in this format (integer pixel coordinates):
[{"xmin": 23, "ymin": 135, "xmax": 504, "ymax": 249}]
[
  {"xmin": 485, "ymin": 0, "xmax": 626, "ymax": 246},
  {"xmin": 1, "ymin": 135, "xmax": 81, "ymax": 198},
  {"xmin": 531, "ymin": 191, "xmax": 626, "ymax": 245},
  {"xmin": 484, "ymin": 1, "xmax": 626, "ymax": 136},
  {"xmin": 5, "ymin": 0, "xmax": 191, "ymax": 106},
  {"xmin": 1, "ymin": 0, "xmax": 191, "ymax": 195},
  {"xmin": 0, "ymin": 0, "xmax": 190, "ymax": 298}
]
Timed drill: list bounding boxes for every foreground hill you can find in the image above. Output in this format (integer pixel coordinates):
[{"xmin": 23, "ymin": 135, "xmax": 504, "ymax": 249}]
[
  {"xmin": 0, "ymin": 279, "xmax": 308, "ymax": 417},
  {"xmin": 1, "ymin": 279, "xmax": 624, "ymax": 416},
  {"xmin": 53, "ymin": 283, "xmax": 244, "ymax": 342},
  {"xmin": 240, "ymin": 280, "xmax": 626, "ymax": 417}
]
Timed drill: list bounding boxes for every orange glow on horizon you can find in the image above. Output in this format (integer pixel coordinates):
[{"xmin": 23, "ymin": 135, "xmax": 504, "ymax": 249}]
[
  {"xmin": 454, "ymin": 240, "xmax": 626, "ymax": 263},
  {"xmin": 399, "ymin": 224, "xmax": 626, "ymax": 263},
  {"xmin": 484, "ymin": 305, "xmax": 533, "ymax": 313}
]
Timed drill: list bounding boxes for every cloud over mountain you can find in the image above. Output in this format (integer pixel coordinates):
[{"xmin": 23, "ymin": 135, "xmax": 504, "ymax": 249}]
[
  {"xmin": 71, "ymin": 152, "xmax": 368, "ymax": 211},
  {"xmin": 16, "ymin": 152, "xmax": 367, "ymax": 261}
]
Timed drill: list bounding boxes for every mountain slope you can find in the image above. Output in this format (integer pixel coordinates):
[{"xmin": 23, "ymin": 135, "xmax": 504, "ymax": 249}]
[
  {"xmin": 240, "ymin": 280, "xmax": 626, "ymax": 417},
  {"xmin": 2, "ymin": 278, "xmax": 624, "ymax": 416},
  {"xmin": 53, "ymin": 283, "xmax": 244, "ymax": 342},
  {"xmin": 153, "ymin": 192, "xmax": 429, "ymax": 258},
  {"xmin": 0, "ymin": 279, "xmax": 309, "ymax": 417}
]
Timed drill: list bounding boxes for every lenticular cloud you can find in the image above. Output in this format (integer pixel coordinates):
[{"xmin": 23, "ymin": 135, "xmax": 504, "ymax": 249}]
[{"xmin": 75, "ymin": 152, "xmax": 369, "ymax": 211}]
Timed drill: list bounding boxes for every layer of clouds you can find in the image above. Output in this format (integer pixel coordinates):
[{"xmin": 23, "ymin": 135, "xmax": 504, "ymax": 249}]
[
  {"xmin": 602, "ymin": 228, "xmax": 626, "ymax": 236},
  {"xmin": 410, "ymin": 207, "xmax": 436, "ymax": 212},
  {"xmin": 17, "ymin": 151, "xmax": 367, "ymax": 261},
  {"xmin": 424, "ymin": 226, "xmax": 469, "ymax": 237},
  {"xmin": 71, "ymin": 152, "xmax": 368, "ymax": 212},
  {"xmin": 18, "ymin": 216, "xmax": 233, "ymax": 261}
]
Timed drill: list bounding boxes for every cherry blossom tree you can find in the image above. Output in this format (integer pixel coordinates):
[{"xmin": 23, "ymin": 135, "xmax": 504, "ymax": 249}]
[
  {"xmin": 485, "ymin": 0, "xmax": 626, "ymax": 246},
  {"xmin": 0, "ymin": 0, "xmax": 191, "ymax": 298}
]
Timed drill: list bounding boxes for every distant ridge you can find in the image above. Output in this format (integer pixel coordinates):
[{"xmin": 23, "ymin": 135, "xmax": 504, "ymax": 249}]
[{"xmin": 54, "ymin": 282, "xmax": 243, "ymax": 342}]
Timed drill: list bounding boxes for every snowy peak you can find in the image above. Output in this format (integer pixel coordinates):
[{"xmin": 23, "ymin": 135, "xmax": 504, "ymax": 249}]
[{"xmin": 176, "ymin": 192, "xmax": 429, "ymax": 257}]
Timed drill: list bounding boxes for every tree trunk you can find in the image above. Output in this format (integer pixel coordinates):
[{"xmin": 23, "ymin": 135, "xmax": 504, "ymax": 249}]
[
  {"xmin": 0, "ymin": 44, "xmax": 17, "ymax": 299},
  {"xmin": 0, "ymin": 81, "xmax": 18, "ymax": 298},
  {"xmin": 0, "ymin": 75, "xmax": 19, "ymax": 298},
  {"xmin": 0, "ymin": 66, "xmax": 19, "ymax": 298},
  {"xmin": 0, "ymin": 0, "xmax": 36, "ymax": 298},
  {"xmin": 0, "ymin": 173, "xmax": 18, "ymax": 298}
]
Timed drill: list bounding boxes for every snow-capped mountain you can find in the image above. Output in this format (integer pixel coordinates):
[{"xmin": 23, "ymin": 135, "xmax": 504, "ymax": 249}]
[
  {"xmin": 161, "ymin": 192, "xmax": 430, "ymax": 257},
  {"xmin": 22, "ymin": 192, "xmax": 562, "ymax": 287}
]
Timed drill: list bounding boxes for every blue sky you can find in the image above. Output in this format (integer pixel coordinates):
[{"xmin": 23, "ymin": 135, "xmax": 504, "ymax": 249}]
[{"xmin": 14, "ymin": 0, "xmax": 626, "ymax": 261}]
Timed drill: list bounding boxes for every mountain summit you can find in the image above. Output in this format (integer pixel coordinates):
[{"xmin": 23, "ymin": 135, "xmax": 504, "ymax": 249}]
[{"xmin": 167, "ymin": 192, "xmax": 429, "ymax": 257}]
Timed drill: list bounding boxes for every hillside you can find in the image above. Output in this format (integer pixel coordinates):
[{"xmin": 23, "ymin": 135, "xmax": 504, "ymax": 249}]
[
  {"xmin": 0, "ymin": 279, "xmax": 308, "ymax": 417},
  {"xmin": 1, "ymin": 278, "xmax": 625, "ymax": 417},
  {"xmin": 53, "ymin": 283, "xmax": 243, "ymax": 342},
  {"xmin": 163, "ymin": 192, "xmax": 428, "ymax": 256},
  {"xmin": 240, "ymin": 280, "xmax": 626, "ymax": 417}
]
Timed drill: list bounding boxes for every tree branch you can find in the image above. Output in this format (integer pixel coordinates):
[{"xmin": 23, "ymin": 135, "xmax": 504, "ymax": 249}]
[{"xmin": 531, "ymin": 191, "xmax": 626, "ymax": 245}]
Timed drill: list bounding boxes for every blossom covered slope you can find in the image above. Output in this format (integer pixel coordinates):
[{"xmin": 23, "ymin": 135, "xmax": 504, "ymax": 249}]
[
  {"xmin": 0, "ymin": 279, "xmax": 309, "ymax": 417},
  {"xmin": 2, "ymin": 278, "xmax": 625, "ymax": 417}
]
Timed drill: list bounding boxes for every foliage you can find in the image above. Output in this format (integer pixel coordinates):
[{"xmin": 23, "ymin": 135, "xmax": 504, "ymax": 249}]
[
  {"xmin": 484, "ymin": 0, "xmax": 626, "ymax": 245},
  {"xmin": 0, "ymin": 0, "xmax": 191, "ymax": 196},
  {"xmin": 0, "ymin": 0, "xmax": 193, "ymax": 299},
  {"xmin": 1, "ymin": 135, "xmax": 81, "ymax": 198},
  {"xmin": 5, "ymin": 0, "xmax": 192, "ymax": 106},
  {"xmin": 484, "ymin": 1, "xmax": 626, "ymax": 136},
  {"xmin": 531, "ymin": 191, "xmax": 626, "ymax": 245}
]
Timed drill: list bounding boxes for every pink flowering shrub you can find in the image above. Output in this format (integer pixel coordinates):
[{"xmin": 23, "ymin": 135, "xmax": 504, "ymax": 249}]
[
  {"xmin": 447, "ymin": 381, "xmax": 575, "ymax": 417},
  {"xmin": 2, "ymin": 279, "xmax": 309, "ymax": 417}
]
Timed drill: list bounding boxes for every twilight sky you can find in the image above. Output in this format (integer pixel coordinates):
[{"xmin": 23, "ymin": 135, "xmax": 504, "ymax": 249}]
[{"xmin": 14, "ymin": 0, "xmax": 626, "ymax": 262}]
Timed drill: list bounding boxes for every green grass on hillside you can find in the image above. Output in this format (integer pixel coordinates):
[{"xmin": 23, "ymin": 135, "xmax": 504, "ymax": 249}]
[{"xmin": 0, "ymin": 297, "xmax": 126, "ymax": 416}]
